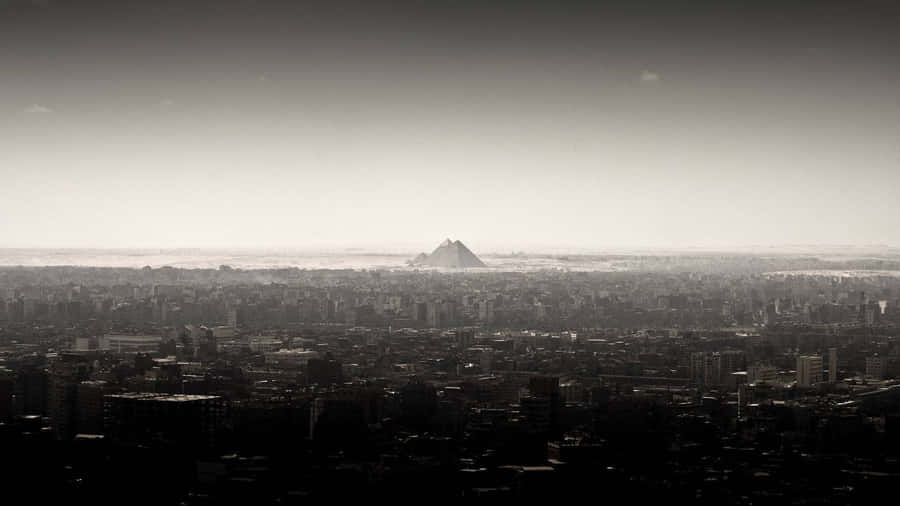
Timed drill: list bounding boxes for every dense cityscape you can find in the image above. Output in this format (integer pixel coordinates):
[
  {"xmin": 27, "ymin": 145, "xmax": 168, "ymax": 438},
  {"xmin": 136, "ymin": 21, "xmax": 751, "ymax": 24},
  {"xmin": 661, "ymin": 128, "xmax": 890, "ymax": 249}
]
[
  {"xmin": 5, "ymin": 0, "xmax": 900, "ymax": 503},
  {"xmin": 3, "ymin": 251, "xmax": 900, "ymax": 503}
]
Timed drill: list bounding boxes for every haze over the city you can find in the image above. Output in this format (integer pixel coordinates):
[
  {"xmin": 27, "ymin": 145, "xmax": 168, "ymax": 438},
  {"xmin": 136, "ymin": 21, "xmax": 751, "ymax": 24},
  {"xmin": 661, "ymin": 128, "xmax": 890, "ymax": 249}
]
[
  {"xmin": 3, "ymin": 0, "xmax": 900, "ymax": 250},
  {"xmin": 6, "ymin": 2, "xmax": 900, "ymax": 504}
]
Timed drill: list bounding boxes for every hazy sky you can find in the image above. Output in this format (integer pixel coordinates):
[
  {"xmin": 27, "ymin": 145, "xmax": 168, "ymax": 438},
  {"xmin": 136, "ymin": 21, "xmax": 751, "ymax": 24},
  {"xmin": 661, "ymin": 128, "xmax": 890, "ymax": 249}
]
[{"xmin": 2, "ymin": 0, "xmax": 900, "ymax": 251}]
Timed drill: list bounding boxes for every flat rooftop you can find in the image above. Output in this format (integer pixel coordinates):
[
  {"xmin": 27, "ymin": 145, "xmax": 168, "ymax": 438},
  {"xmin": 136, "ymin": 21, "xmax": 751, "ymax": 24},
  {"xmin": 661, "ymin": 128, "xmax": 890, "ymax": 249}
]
[{"xmin": 105, "ymin": 393, "xmax": 221, "ymax": 402}]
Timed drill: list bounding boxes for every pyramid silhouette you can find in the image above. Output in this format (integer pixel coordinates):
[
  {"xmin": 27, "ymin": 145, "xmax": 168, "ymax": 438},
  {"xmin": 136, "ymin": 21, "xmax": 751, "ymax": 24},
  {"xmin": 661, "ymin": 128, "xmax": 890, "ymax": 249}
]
[{"xmin": 410, "ymin": 238, "xmax": 486, "ymax": 268}]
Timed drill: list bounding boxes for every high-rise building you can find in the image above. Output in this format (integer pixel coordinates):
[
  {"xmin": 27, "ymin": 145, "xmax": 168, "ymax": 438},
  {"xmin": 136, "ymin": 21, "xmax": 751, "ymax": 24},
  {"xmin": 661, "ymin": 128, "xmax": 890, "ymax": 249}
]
[
  {"xmin": 828, "ymin": 347, "xmax": 838, "ymax": 383},
  {"xmin": 691, "ymin": 351, "xmax": 739, "ymax": 386},
  {"xmin": 400, "ymin": 382, "xmax": 438, "ymax": 432},
  {"xmin": 226, "ymin": 307, "xmax": 238, "ymax": 328},
  {"xmin": 520, "ymin": 395, "xmax": 552, "ymax": 433},
  {"xmin": 748, "ymin": 363, "xmax": 777, "ymax": 384},
  {"xmin": 690, "ymin": 352, "xmax": 712, "ymax": 385},
  {"xmin": 0, "ymin": 369, "xmax": 14, "ymax": 421},
  {"xmin": 719, "ymin": 350, "xmax": 746, "ymax": 380},
  {"xmin": 14, "ymin": 366, "xmax": 47, "ymax": 416},
  {"xmin": 866, "ymin": 354, "xmax": 887, "ymax": 380},
  {"xmin": 527, "ymin": 376, "xmax": 561, "ymax": 436},
  {"xmin": 478, "ymin": 299, "xmax": 496, "ymax": 323},
  {"xmin": 412, "ymin": 302, "xmax": 428, "ymax": 323},
  {"xmin": 796, "ymin": 355, "xmax": 823, "ymax": 387},
  {"xmin": 104, "ymin": 393, "xmax": 225, "ymax": 449},
  {"xmin": 457, "ymin": 329, "xmax": 475, "ymax": 349},
  {"xmin": 441, "ymin": 300, "xmax": 457, "ymax": 326},
  {"xmin": 48, "ymin": 353, "xmax": 91, "ymax": 440},
  {"xmin": 307, "ymin": 357, "xmax": 343, "ymax": 386},
  {"xmin": 76, "ymin": 380, "xmax": 110, "ymax": 434},
  {"xmin": 426, "ymin": 301, "xmax": 442, "ymax": 328}
]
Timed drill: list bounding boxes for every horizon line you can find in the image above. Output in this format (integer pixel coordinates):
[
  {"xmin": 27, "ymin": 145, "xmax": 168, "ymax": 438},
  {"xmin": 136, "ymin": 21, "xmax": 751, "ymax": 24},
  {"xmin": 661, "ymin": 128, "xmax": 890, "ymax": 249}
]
[{"xmin": 0, "ymin": 243, "xmax": 898, "ymax": 254}]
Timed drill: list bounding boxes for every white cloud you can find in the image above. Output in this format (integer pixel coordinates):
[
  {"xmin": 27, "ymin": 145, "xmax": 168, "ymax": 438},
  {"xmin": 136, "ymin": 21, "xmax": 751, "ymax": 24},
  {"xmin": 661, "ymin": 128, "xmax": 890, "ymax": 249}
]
[
  {"xmin": 640, "ymin": 70, "xmax": 661, "ymax": 83},
  {"xmin": 23, "ymin": 103, "xmax": 53, "ymax": 114}
]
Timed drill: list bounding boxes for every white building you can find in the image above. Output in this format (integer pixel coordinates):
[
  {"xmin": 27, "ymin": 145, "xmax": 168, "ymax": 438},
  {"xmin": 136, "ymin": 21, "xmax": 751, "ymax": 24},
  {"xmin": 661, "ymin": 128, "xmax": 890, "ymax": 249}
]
[
  {"xmin": 99, "ymin": 334, "xmax": 163, "ymax": 353},
  {"xmin": 264, "ymin": 349, "xmax": 319, "ymax": 368},
  {"xmin": 212, "ymin": 326, "xmax": 236, "ymax": 339},
  {"xmin": 748, "ymin": 363, "xmax": 777, "ymax": 385},
  {"xmin": 796, "ymin": 355, "xmax": 823, "ymax": 387},
  {"xmin": 248, "ymin": 337, "xmax": 283, "ymax": 353}
]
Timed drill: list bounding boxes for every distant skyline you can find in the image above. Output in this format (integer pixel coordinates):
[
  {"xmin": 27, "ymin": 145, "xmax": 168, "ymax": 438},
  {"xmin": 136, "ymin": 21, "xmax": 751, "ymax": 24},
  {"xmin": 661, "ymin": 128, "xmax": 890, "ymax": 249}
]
[
  {"xmin": 1, "ymin": 243, "xmax": 899, "ymax": 258},
  {"xmin": 3, "ymin": 1, "xmax": 900, "ymax": 249}
]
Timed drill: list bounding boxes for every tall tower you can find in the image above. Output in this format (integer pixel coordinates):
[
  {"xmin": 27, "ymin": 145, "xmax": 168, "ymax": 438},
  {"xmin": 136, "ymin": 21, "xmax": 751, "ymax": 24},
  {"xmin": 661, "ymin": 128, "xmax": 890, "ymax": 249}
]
[
  {"xmin": 48, "ymin": 353, "xmax": 91, "ymax": 440},
  {"xmin": 828, "ymin": 347, "xmax": 838, "ymax": 383}
]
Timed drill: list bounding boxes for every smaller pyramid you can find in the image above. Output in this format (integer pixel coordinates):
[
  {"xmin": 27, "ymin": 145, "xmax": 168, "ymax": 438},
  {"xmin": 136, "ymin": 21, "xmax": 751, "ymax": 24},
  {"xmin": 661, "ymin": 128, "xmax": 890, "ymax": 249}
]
[{"xmin": 409, "ymin": 238, "xmax": 486, "ymax": 268}]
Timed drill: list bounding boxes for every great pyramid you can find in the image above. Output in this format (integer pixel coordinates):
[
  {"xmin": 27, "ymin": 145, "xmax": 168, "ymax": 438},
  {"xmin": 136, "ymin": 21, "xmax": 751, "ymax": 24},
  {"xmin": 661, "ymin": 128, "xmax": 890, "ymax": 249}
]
[{"xmin": 409, "ymin": 239, "xmax": 487, "ymax": 268}]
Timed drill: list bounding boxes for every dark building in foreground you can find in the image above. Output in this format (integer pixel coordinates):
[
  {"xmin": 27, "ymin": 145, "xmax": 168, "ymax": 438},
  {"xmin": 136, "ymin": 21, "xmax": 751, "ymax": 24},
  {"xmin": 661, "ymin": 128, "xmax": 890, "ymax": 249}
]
[
  {"xmin": 104, "ymin": 393, "xmax": 225, "ymax": 450},
  {"xmin": 49, "ymin": 353, "xmax": 91, "ymax": 440},
  {"xmin": 307, "ymin": 357, "xmax": 343, "ymax": 386},
  {"xmin": 0, "ymin": 369, "xmax": 13, "ymax": 422}
]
